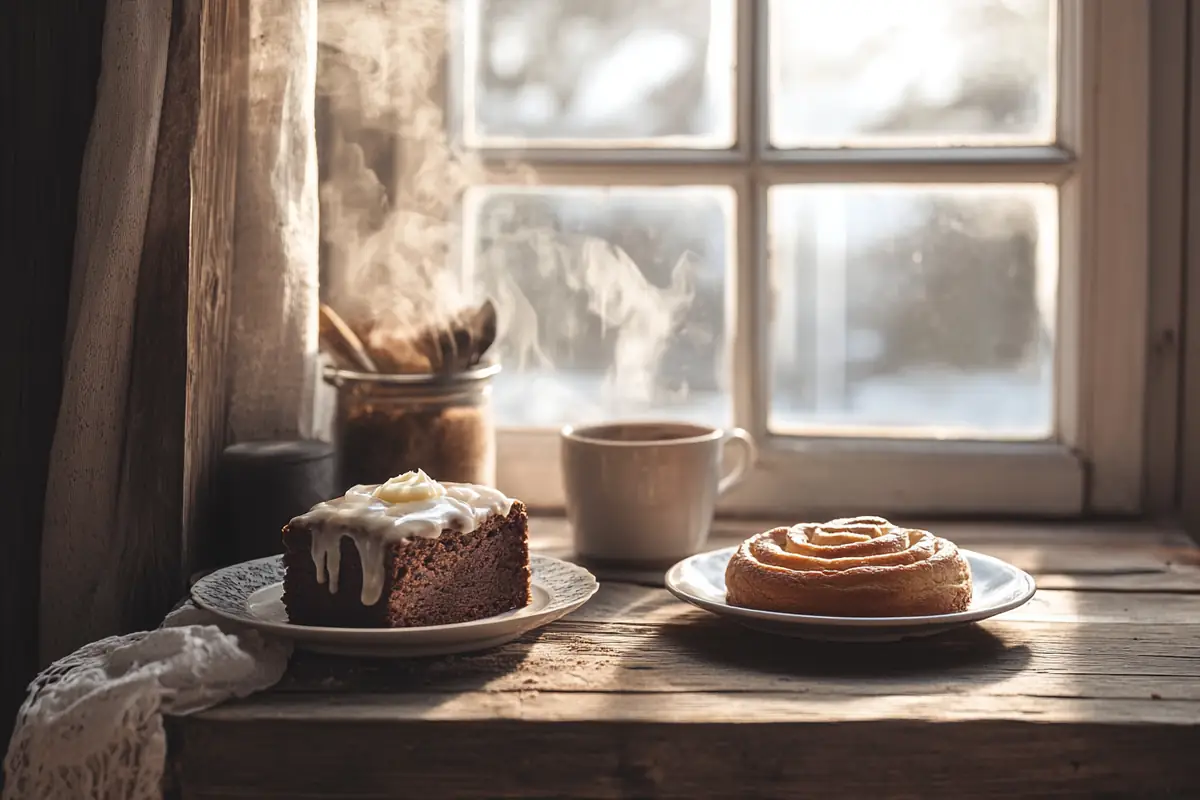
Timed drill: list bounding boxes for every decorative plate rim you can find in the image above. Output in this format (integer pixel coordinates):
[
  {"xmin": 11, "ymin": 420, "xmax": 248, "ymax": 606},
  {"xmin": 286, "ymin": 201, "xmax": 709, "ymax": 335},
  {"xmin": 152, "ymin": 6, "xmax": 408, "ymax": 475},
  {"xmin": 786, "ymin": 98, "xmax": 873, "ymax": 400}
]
[
  {"xmin": 191, "ymin": 553, "xmax": 598, "ymax": 636},
  {"xmin": 664, "ymin": 546, "xmax": 1036, "ymax": 628}
]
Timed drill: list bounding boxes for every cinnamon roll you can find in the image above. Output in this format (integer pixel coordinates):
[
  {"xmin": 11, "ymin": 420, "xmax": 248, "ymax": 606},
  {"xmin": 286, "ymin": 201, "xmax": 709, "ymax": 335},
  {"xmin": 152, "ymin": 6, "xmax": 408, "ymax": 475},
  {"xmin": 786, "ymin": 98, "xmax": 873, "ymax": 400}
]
[{"xmin": 725, "ymin": 516, "xmax": 972, "ymax": 617}]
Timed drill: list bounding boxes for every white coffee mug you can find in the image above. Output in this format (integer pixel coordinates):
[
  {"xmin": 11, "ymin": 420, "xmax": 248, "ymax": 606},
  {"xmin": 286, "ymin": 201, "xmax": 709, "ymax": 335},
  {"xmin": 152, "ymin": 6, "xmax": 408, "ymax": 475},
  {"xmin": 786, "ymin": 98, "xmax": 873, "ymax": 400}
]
[{"xmin": 560, "ymin": 421, "xmax": 757, "ymax": 565}]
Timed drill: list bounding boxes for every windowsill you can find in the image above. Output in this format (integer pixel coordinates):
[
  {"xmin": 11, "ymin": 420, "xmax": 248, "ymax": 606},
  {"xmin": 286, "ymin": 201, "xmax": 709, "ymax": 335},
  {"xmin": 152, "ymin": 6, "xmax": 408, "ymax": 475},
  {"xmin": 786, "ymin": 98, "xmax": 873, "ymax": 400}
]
[
  {"xmin": 496, "ymin": 431, "xmax": 1090, "ymax": 517},
  {"xmin": 170, "ymin": 519, "xmax": 1200, "ymax": 798}
]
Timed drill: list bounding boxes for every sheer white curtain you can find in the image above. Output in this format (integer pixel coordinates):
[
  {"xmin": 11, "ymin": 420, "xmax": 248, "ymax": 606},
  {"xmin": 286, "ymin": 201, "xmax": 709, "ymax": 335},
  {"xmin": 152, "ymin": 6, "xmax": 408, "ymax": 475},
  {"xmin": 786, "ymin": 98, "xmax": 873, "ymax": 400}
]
[
  {"xmin": 38, "ymin": 0, "xmax": 173, "ymax": 665},
  {"xmin": 227, "ymin": 0, "xmax": 321, "ymax": 443}
]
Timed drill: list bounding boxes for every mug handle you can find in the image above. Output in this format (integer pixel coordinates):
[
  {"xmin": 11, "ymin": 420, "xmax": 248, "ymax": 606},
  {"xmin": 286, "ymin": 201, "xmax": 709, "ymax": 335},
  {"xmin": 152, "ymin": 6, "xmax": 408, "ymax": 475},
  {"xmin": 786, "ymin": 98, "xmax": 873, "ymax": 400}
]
[{"xmin": 718, "ymin": 427, "xmax": 757, "ymax": 495}]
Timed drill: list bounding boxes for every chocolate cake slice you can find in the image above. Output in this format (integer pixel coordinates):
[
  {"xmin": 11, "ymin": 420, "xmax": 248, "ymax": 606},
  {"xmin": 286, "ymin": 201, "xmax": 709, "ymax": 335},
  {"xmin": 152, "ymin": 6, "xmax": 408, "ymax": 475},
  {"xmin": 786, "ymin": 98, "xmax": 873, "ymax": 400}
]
[{"xmin": 281, "ymin": 471, "xmax": 531, "ymax": 628}]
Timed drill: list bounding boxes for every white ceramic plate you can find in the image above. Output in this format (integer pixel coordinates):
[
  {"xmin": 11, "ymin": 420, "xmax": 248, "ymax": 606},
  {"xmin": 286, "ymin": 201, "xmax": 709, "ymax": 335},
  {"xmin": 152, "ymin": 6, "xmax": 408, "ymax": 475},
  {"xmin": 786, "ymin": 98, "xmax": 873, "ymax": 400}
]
[
  {"xmin": 191, "ymin": 554, "xmax": 598, "ymax": 657},
  {"xmin": 664, "ymin": 546, "xmax": 1036, "ymax": 642}
]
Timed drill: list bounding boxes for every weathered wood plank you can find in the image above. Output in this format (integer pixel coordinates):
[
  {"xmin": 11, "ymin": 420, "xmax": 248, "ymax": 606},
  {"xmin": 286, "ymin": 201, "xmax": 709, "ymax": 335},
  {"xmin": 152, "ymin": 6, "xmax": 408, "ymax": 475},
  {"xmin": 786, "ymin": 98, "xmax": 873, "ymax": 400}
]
[
  {"xmin": 179, "ymin": 696, "xmax": 1200, "ymax": 799},
  {"xmin": 1021, "ymin": 571, "xmax": 1200, "ymax": 593},
  {"xmin": 196, "ymin": 690, "xmax": 1200, "ymax": 726},
  {"xmin": 264, "ymin": 618, "xmax": 1200, "ymax": 701},
  {"xmin": 1145, "ymin": 0, "xmax": 1188, "ymax": 515},
  {"xmin": 1185, "ymin": 0, "xmax": 1200, "ymax": 543},
  {"xmin": 184, "ymin": 0, "xmax": 242, "ymax": 577}
]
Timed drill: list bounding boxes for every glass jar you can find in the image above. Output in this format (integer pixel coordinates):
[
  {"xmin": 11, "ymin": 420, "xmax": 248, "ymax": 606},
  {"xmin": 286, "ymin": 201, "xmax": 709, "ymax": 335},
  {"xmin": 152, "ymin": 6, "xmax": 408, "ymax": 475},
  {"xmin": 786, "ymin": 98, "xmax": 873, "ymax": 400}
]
[{"xmin": 326, "ymin": 363, "xmax": 499, "ymax": 489}]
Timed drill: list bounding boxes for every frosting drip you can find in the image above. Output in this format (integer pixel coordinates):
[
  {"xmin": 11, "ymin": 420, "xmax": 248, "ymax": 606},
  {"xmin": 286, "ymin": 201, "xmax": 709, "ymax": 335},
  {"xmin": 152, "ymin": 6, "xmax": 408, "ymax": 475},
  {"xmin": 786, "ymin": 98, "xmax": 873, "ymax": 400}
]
[{"xmin": 288, "ymin": 471, "xmax": 514, "ymax": 606}]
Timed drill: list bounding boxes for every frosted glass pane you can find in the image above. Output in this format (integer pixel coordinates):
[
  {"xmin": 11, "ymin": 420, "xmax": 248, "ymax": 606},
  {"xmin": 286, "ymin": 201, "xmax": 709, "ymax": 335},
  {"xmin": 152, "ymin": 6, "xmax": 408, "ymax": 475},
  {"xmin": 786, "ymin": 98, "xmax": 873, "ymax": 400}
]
[
  {"xmin": 467, "ymin": 187, "xmax": 733, "ymax": 425},
  {"xmin": 462, "ymin": 0, "xmax": 735, "ymax": 146},
  {"xmin": 769, "ymin": 185, "xmax": 1057, "ymax": 438},
  {"xmin": 769, "ymin": 0, "xmax": 1056, "ymax": 148}
]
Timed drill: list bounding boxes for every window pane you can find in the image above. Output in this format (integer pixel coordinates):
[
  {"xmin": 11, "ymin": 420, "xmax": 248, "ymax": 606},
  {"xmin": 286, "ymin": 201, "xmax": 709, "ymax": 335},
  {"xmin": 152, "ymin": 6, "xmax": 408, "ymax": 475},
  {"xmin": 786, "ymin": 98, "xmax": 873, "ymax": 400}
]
[
  {"xmin": 768, "ymin": 0, "xmax": 1056, "ymax": 148},
  {"xmin": 460, "ymin": 0, "xmax": 735, "ymax": 147},
  {"xmin": 466, "ymin": 187, "xmax": 733, "ymax": 426},
  {"xmin": 769, "ymin": 185, "xmax": 1057, "ymax": 439}
]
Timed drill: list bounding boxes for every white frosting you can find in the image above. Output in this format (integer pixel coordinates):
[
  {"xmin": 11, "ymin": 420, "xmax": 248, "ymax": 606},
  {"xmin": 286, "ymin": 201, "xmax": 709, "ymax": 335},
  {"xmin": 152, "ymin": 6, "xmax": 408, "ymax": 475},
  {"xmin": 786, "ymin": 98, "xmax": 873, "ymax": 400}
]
[
  {"xmin": 289, "ymin": 471, "xmax": 514, "ymax": 606},
  {"xmin": 371, "ymin": 468, "xmax": 446, "ymax": 504}
]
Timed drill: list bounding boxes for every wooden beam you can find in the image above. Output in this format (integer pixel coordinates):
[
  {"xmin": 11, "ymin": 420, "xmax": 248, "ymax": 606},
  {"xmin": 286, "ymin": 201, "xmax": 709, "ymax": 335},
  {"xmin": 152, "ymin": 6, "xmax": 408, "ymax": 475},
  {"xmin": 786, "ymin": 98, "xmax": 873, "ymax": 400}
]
[
  {"xmin": 1145, "ymin": 0, "xmax": 1188, "ymax": 515},
  {"xmin": 185, "ymin": 0, "xmax": 244, "ymax": 579},
  {"xmin": 177, "ymin": 709, "xmax": 1200, "ymax": 799},
  {"xmin": 260, "ymin": 618, "xmax": 1200, "ymax": 700},
  {"xmin": 1185, "ymin": 1, "xmax": 1200, "ymax": 543},
  {"xmin": 0, "ymin": 0, "xmax": 107, "ymax": 749}
]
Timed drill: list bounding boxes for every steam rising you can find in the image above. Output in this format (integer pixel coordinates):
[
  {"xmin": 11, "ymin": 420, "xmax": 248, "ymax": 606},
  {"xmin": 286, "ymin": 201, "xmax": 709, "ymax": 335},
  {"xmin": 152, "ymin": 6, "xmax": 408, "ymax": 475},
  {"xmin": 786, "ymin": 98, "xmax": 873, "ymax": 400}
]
[
  {"xmin": 318, "ymin": 0, "xmax": 478, "ymax": 333},
  {"xmin": 317, "ymin": 0, "xmax": 699, "ymax": 407}
]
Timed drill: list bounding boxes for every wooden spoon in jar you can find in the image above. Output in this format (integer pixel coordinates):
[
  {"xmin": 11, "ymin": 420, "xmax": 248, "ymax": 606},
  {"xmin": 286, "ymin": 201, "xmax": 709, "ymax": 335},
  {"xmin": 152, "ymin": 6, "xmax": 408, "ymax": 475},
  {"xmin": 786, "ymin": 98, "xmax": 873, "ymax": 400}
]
[
  {"xmin": 318, "ymin": 303, "xmax": 378, "ymax": 372},
  {"xmin": 468, "ymin": 298, "xmax": 498, "ymax": 366}
]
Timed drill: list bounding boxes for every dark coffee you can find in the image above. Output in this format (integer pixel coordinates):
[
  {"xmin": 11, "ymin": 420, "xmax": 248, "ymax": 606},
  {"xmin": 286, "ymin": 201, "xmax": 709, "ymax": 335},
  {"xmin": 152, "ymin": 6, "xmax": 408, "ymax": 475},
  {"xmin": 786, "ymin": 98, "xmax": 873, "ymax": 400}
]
[{"xmin": 573, "ymin": 422, "xmax": 715, "ymax": 443}]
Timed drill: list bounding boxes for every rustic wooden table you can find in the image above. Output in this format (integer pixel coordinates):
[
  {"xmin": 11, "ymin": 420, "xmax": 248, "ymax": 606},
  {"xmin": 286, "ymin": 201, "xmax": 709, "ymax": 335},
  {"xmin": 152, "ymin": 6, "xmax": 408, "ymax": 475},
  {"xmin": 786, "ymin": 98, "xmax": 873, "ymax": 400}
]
[{"xmin": 171, "ymin": 519, "xmax": 1200, "ymax": 799}]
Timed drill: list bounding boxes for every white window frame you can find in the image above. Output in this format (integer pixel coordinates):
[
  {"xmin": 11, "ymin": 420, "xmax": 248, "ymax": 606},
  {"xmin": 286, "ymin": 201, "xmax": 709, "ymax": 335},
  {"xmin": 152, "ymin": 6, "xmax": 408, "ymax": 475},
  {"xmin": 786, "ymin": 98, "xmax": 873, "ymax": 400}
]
[{"xmin": 451, "ymin": 0, "xmax": 1151, "ymax": 518}]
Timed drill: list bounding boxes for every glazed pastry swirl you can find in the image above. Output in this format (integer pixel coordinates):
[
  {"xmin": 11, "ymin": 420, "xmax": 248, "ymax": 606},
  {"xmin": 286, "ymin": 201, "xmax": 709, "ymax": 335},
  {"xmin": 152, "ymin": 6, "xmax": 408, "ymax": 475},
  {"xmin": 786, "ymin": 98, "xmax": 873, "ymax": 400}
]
[{"xmin": 725, "ymin": 516, "xmax": 972, "ymax": 617}]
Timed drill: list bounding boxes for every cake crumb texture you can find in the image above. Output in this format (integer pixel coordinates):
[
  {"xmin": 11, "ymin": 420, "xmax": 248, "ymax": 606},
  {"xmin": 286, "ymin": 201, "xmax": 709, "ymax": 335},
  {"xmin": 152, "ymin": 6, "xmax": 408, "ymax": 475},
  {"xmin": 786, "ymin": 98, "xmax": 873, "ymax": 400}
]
[{"xmin": 282, "ymin": 501, "xmax": 531, "ymax": 628}]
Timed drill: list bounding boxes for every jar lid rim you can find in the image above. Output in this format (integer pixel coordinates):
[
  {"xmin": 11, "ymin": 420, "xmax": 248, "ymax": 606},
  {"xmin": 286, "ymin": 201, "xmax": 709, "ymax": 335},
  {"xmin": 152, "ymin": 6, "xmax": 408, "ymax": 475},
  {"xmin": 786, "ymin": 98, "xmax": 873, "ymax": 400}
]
[{"xmin": 325, "ymin": 361, "xmax": 501, "ymax": 386}]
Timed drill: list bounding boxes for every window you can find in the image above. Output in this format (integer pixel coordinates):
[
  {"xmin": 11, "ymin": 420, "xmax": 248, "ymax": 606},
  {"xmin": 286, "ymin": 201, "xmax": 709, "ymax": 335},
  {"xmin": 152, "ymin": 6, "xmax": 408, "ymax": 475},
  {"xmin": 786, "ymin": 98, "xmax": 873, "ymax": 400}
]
[{"xmin": 318, "ymin": 0, "xmax": 1150, "ymax": 517}]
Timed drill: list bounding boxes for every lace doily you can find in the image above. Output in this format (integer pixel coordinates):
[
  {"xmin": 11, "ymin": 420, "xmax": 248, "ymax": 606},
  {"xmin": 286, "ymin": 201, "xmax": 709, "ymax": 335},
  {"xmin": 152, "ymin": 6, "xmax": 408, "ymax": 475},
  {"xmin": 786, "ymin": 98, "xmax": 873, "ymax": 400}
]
[{"xmin": 3, "ymin": 602, "xmax": 291, "ymax": 800}]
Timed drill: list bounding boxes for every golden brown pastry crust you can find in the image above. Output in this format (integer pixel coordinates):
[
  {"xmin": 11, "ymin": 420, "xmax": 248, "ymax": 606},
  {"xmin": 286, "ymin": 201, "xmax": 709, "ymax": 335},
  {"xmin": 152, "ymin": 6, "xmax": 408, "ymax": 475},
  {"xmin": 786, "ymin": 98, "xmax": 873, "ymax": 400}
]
[{"xmin": 724, "ymin": 516, "xmax": 972, "ymax": 617}]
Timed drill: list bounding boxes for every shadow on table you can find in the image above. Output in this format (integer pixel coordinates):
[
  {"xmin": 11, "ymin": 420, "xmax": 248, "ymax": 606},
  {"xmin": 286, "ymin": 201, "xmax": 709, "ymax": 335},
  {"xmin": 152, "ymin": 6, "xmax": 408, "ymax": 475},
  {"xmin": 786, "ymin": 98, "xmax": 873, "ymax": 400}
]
[
  {"xmin": 652, "ymin": 615, "xmax": 1031, "ymax": 682},
  {"xmin": 274, "ymin": 628, "xmax": 546, "ymax": 697}
]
